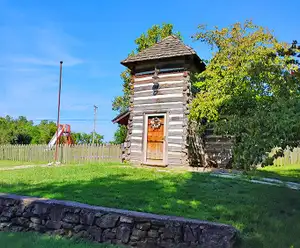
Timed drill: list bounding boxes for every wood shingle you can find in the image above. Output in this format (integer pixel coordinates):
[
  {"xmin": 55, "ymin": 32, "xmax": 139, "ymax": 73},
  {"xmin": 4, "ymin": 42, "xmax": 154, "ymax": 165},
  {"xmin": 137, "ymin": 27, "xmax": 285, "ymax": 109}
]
[{"xmin": 121, "ymin": 35, "xmax": 199, "ymax": 65}]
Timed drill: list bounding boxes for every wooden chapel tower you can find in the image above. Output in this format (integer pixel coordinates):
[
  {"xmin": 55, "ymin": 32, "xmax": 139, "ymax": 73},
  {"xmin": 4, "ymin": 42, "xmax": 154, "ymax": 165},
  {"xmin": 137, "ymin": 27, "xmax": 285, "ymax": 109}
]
[{"xmin": 113, "ymin": 35, "xmax": 205, "ymax": 166}]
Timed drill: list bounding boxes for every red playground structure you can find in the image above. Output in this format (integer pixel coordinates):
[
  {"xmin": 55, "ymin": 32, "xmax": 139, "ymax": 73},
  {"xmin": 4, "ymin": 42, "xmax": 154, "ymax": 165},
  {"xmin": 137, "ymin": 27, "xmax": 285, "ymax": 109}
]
[{"xmin": 48, "ymin": 124, "xmax": 73, "ymax": 149}]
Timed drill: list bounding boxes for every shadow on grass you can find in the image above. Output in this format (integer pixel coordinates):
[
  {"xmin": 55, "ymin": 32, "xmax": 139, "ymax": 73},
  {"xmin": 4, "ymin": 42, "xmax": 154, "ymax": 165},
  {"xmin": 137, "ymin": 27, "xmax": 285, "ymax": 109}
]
[
  {"xmin": 1, "ymin": 166, "xmax": 300, "ymax": 248},
  {"xmin": 0, "ymin": 231, "xmax": 118, "ymax": 248}
]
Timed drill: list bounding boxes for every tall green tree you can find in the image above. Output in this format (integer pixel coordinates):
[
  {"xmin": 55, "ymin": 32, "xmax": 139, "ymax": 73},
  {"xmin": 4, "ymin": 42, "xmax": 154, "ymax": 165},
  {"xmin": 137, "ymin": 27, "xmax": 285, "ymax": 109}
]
[
  {"xmin": 190, "ymin": 20, "xmax": 300, "ymax": 170},
  {"xmin": 71, "ymin": 132, "xmax": 104, "ymax": 145},
  {"xmin": 0, "ymin": 115, "xmax": 105, "ymax": 145},
  {"xmin": 112, "ymin": 23, "xmax": 180, "ymax": 143}
]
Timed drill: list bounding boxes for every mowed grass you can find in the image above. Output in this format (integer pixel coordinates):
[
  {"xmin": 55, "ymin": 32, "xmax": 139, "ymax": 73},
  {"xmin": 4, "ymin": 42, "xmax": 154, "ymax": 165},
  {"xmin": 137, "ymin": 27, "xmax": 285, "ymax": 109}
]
[
  {"xmin": 0, "ymin": 164, "xmax": 299, "ymax": 248},
  {"xmin": 0, "ymin": 160, "xmax": 43, "ymax": 168},
  {"xmin": 255, "ymin": 164, "xmax": 300, "ymax": 183},
  {"xmin": 0, "ymin": 231, "xmax": 119, "ymax": 248}
]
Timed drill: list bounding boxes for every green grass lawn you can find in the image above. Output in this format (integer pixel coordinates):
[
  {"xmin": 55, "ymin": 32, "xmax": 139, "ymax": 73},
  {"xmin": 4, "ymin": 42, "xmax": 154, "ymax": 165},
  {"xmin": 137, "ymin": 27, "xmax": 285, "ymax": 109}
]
[
  {"xmin": 0, "ymin": 231, "xmax": 119, "ymax": 248},
  {"xmin": 0, "ymin": 164, "xmax": 299, "ymax": 248},
  {"xmin": 0, "ymin": 160, "xmax": 42, "ymax": 168},
  {"xmin": 254, "ymin": 164, "xmax": 300, "ymax": 183}
]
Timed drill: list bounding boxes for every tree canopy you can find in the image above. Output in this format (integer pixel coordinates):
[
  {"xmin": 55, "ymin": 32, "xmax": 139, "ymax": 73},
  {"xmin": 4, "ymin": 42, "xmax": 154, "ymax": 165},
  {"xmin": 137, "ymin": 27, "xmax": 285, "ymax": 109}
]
[
  {"xmin": 190, "ymin": 20, "xmax": 300, "ymax": 169},
  {"xmin": 112, "ymin": 23, "xmax": 180, "ymax": 144}
]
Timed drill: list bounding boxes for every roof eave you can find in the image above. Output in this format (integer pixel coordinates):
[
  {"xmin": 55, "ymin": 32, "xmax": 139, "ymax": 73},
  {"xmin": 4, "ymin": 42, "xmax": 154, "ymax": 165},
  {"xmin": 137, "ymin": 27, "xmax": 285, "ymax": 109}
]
[{"xmin": 112, "ymin": 110, "xmax": 130, "ymax": 124}]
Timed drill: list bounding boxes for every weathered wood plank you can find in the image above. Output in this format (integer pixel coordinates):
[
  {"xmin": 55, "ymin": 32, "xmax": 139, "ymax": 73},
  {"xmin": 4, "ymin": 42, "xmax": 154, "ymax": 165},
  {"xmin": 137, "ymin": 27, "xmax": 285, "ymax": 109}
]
[
  {"xmin": 134, "ymin": 77, "xmax": 184, "ymax": 85},
  {"xmin": 168, "ymin": 138, "xmax": 183, "ymax": 144},
  {"xmin": 132, "ymin": 108, "xmax": 184, "ymax": 116},
  {"xmin": 131, "ymin": 132, "xmax": 143, "ymax": 137},
  {"xmin": 134, "ymin": 103, "xmax": 184, "ymax": 112},
  {"xmin": 168, "ymin": 125, "xmax": 184, "ymax": 130},
  {"xmin": 168, "ymin": 144, "xmax": 183, "ymax": 152},
  {"xmin": 168, "ymin": 130, "xmax": 185, "ymax": 136},
  {"xmin": 134, "ymin": 73, "xmax": 184, "ymax": 83},
  {"xmin": 168, "ymin": 158, "xmax": 182, "ymax": 165},
  {"xmin": 130, "ymin": 145, "xmax": 143, "ymax": 152},
  {"xmin": 134, "ymin": 82, "xmax": 185, "ymax": 92},
  {"xmin": 169, "ymin": 116, "xmax": 184, "ymax": 122},
  {"xmin": 134, "ymin": 96, "xmax": 184, "ymax": 105},
  {"xmin": 134, "ymin": 88, "xmax": 183, "ymax": 97}
]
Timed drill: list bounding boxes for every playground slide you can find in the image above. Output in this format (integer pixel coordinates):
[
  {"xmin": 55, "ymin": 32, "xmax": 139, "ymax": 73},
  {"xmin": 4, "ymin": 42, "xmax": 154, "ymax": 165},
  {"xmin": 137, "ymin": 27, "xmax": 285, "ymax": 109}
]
[{"xmin": 48, "ymin": 127, "xmax": 64, "ymax": 149}]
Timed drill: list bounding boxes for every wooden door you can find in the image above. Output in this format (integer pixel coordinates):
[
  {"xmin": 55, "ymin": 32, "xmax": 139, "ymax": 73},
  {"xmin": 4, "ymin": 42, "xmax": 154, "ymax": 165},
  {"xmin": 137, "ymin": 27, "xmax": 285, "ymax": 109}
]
[{"xmin": 146, "ymin": 115, "xmax": 165, "ymax": 164}]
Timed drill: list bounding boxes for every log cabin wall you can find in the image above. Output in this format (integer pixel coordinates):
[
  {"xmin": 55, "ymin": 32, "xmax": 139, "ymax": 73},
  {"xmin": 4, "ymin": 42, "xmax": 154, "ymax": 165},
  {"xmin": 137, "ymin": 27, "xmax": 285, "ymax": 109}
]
[{"xmin": 128, "ymin": 69, "xmax": 189, "ymax": 166}]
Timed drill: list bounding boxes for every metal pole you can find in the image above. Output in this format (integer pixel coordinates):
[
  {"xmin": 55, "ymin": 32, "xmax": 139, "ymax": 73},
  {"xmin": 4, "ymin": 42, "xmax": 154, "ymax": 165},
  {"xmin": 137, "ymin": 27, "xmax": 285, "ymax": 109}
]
[
  {"xmin": 92, "ymin": 105, "xmax": 98, "ymax": 146},
  {"xmin": 54, "ymin": 61, "xmax": 63, "ymax": 161}
]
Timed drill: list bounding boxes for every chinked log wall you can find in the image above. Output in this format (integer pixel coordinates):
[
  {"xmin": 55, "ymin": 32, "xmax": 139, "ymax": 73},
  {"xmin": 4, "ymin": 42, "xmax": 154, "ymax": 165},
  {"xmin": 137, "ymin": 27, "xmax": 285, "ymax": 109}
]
[
  {"xmin": 126, "ymin": 71, "xmax": 190, "ymax": 166},
  {"xmin": 0, "ymin": 193, "xmax": 238, "ymax": 248}
]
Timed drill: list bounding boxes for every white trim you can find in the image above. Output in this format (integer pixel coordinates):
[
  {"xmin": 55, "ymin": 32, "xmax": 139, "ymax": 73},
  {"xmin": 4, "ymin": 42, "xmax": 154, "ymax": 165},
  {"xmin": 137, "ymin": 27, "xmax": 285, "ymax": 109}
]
[
  {"xmin": 131, "ymin": 137, "xmax": 142, "ymax": 140},
  {"xmin": 135, "ymin": 94, "xmax": 183, "ymax": 101},
  {"xmin": 134, "ymin": 80, "xmax": 184, "ymax": 88},
  {"xmin": 134, "ymin": 72, "xmax": 184, "ymax": 82}
]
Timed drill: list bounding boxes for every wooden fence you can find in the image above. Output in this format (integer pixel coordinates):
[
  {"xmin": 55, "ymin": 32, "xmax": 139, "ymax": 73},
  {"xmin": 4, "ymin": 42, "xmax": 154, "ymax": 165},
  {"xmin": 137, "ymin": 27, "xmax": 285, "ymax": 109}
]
[
  {"xmin": 0, "ymin": 144, "xmax": 122, "ymax": 164},
  {"xmin": 272, "ymin": 147, "xmax": 300, "ymax": 166}
]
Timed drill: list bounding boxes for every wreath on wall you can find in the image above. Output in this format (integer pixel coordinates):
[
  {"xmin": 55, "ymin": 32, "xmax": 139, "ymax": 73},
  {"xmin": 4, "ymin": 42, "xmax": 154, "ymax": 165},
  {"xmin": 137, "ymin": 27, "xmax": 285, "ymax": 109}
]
[{"xmin": 150, "ymin": 117, "xmax": 161, "ymax": 130}]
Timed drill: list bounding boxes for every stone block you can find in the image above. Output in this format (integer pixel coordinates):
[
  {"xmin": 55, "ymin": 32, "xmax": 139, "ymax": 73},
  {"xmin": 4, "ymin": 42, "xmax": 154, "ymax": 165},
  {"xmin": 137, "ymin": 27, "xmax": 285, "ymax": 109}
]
[
  {"xmin": 131, "ymin": 228, "xmax": 147, "ymax": 241},
  {"xmin": 63, "ymin": 213, "xmax": 80, "ymax": 224},
  {"xmin": 183, "ymin": 225, "xmax": 197, "ymax": 242},
  {"xmin": 29, "ymin": 222, "xmax": 45, "ymax": 232},
  {"xmin": 74, "ymin": 224, "xmax": 86, "ymax": 232},
  {"xmin": 30, "ymin": 217, "xmax": 42, "ymax": 224},
  {"xmin": 80, "ymin": 211, "xmax": 95, "ymax": 226},
  {"xmin": 102, "ymin": 229, "xmax": 116, "ymax": 241},
  {"xmin": 0, "ymin": 222, "xmax": 9, "ymax": 230},
  {"xmin": 2, "ymin": 209, "xmax": 15, "ymax": 218},
  {"xmin": 32, "ymin": 204, "xmax": 48, "ymax": 216},
  {"xmin": 12, "ymin": 217, "xmax": 29, "ymax": 226},
  {"xmin": 120, "ymin": 216, "xmax": 134, "ymax": 224},
  {"xmin": 136, "ymin": 222, "xmax": 151, "ymax": 231},
  {"xmin": 95, "ymin": 214, "xmax": 119, "ymax": 228},
  {"xmin": 116, "ymin": 224, "xmax": 132, "ymax": 244},
  {"xmin": 61, "ymin": 222, "xmax": 74, "ymax": 229},
  {"xmin": 50, "ymin": 207, "xmax": 64, "ymax": 221},
  {"xmin": 148, "ymin": 229, "xmax": 159, "ymax": 238},
  {"xmin": 73, "ymin": 230, "xmax": 89, "ymax": 240},
  {"xmin": 88, "ymin": 226, "xmax": 102, "ymax": 242},
  {"xmin": 161, "ymin": 224, "xmax": 182, "ymax": 241},
  {"xmin": 0, "ymin": 216, "xmax": 10, "ymax": 222},
  {"xmin": 46, "ymin": 220, "xmax": 62, "ymax": 229},
  {"xmin": 23, "ymin": 211, "xmax": 34, "ymax": 218}
]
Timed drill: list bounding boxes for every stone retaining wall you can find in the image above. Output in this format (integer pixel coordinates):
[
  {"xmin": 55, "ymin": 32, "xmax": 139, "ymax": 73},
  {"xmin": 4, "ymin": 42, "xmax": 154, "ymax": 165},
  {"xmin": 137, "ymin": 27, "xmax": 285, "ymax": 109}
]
[{"xmin": 0, "ymin": 193, "xmax": 238, "ymax": 248}]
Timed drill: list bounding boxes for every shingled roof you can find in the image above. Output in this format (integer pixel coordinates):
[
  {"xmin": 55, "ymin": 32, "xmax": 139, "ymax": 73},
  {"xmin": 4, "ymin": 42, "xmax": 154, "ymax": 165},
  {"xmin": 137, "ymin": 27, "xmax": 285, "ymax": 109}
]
[{"xmin": 121, "ymin": 35, "xmax": 199, "ymax": 65}]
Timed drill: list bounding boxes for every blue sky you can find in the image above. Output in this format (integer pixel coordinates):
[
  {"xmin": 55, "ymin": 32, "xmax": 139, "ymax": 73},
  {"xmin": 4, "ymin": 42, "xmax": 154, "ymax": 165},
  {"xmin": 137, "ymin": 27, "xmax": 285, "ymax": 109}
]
[{"xmin": 0, "ymin": 0, "xmax": 299, "ymax": 141}]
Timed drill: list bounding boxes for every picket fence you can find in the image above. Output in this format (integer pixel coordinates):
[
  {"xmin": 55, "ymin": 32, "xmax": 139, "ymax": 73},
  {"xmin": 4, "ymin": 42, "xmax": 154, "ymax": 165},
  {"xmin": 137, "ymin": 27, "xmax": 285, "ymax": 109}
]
[
  {"xmin": 0, "ymin": 144, "xmax": 122, "ymax": 164},
  {"xmin": 272, "ymin": 147, "xmax": 300, "ymax": 166}
]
